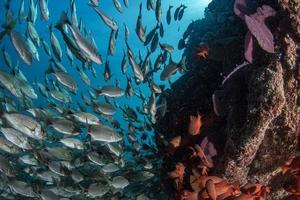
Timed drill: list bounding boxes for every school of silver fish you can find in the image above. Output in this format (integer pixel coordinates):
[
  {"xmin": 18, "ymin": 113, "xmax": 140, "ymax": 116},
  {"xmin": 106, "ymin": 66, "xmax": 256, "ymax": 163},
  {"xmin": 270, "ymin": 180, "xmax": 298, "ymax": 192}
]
[{"xmin": 0, "ymin": 0, "xmax": 191, "ymax": 199}]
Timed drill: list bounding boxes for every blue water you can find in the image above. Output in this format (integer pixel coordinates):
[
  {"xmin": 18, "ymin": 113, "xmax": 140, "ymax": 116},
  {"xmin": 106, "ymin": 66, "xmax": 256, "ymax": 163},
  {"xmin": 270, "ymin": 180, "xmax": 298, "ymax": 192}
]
[{"xmin": 0, "ymin": 0, "xmax": 211, "ymax": 198}]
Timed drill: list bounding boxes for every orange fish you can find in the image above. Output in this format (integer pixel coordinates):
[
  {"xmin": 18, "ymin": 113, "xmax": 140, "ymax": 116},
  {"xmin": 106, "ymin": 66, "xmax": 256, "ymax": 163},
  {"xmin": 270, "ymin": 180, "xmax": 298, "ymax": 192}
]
[
  {"xmin": 188, "ymin": 113, "xmax": 202, "ymax": 135},
  {"xmin": 193, "ymin": 45, "xmax": 209, "ymax": 60}
]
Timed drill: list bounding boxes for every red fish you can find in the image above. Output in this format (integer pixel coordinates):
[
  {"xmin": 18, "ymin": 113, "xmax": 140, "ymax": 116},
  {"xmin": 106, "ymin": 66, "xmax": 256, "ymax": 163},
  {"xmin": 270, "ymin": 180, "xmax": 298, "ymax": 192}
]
[{"xmin": 188, "ymin": 113, "xmax": 202, "ymax": 135}]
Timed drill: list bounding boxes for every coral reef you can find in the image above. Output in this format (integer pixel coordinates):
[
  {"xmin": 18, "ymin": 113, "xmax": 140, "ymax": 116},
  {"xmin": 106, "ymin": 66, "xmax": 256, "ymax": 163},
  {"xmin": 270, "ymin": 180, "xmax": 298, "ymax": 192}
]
[{"xmin": 156, "ymin": 0, "xmax": 300, "ymax": 199}]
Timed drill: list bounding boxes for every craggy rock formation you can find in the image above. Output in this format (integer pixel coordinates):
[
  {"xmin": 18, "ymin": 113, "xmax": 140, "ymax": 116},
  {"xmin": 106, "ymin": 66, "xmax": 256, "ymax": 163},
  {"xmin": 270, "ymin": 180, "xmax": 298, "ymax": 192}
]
[{"xmin": 155, "ymin": 0, "xmax": 300, "ymax": 199}]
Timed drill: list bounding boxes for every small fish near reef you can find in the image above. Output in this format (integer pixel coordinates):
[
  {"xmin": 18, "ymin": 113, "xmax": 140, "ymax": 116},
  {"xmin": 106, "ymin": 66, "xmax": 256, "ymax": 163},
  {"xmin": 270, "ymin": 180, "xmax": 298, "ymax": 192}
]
[{"xmin": 192, "ymin": 44, "xmax": 209, "ymax": 60}]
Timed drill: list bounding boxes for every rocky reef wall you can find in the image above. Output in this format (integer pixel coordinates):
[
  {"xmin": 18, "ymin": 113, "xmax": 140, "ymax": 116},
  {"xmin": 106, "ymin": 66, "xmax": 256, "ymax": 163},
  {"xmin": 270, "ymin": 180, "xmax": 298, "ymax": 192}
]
[{"xmin": 155, "ymin": 0, "xmax": 300, "ymax": 199}]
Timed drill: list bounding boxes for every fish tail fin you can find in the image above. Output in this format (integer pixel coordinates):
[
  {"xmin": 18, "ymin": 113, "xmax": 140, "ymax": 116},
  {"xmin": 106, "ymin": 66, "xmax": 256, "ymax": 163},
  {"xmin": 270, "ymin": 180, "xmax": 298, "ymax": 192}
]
[
  {"xmin": 139, "ymin": 2, "xmax": 142, "ymax": 14},
  {"xmin": 55, "ymin": 11, "xmax": 69, "ymax": 30},
  {"xmin": 87, "ymin": 0, "xmax": 97, "ymax": 7},
  {"xmin": 0, "ymin": 18, "xmax": 17, "ymax": 40},
  {"xmin": 45, "ymin": 63, "xmax": 55, "ymax": 74},
  {"xmin": 92, "ymin": 87, "xmax": 102, "ymax": 96}
]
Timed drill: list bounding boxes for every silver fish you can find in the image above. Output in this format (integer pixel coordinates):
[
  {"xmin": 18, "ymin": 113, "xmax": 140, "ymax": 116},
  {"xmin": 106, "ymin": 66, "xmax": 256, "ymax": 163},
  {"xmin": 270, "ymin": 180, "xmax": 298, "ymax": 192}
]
[
  {"xmin": 107, "ymin": 143, "xmax": 123, "ymax": 157},
  {"xmin": 0, "ymin": 136, "xmax": 21, "ymax": 154},
  {"xmin": 55, "ymin": 21, "xmax": 88, "ymax": 64},
  {"xmin": 9, "ymin": 31, "xmax": 33, "ymax": 65},
  {"xmin": 146, "ymin": 0, "xmax": 155, "ymax": 10},
  {"xmin": 18, "ymin": 0, "xmax": 26, "ymax": 23},
  {"xmin": 52, "ymin": 71, "xmax": 78, "ymax": 92},
  {"xmin": 0, "ymin": 154, "xmax": 14, "ymax": 177},
  {"xmin": 159, "ymin": 22, "xmax": 164, "ymax": 37},
  {"xmin": 149, "ymin": 92, "xmax": 156, "ymax": 123},
  {"xmin": 87, "ymin": 183, "xmax": 110, "ymax": 198},
  {"xmin": 166, "ymin": 5, "xmax": 173, "ymax": 25},
  {"xmin": 49, "ymin": 88, "xmax": 71, "ymax": 103},
  {"xmin": 160, "ymin": 59, "xmax": 178, "ymax": 80},
  {"xmin": 0, "ymin": 70, "xmax": 21, "ymax": 98},
  {"xmin": 66, "ymin": 46, "xmax": 74, "ymax": 65},
  {"xmin": 95, "ymin": 85, "xmax": 125, "ymax": 98},
  {"xmin": 136, "ymin": 3, "xmax": 146, "ymax": 43},
  {"xmin": 76, "ymin": 66, "xmax": 91, "ymax": 86},
  {"xmin": 48, "ymin": 161, "xmax": 69, "ymax": 176},
  {"xmin": 26, "ymin": 21, "xmax": 40, "ymax": 47},
  {"xmin": 123, "ymin": 0, "xmax": 129, "ymax": 8},
  {"xmin": 125, "ymin": 76, "xmax": 134, "ymax": 97},
  {"xmin": 108, "ymin": 29, "xmax": 116, "ymax": 56},
  {"xmin": 28, "ymin": 0, "xmax": 38, "ymax": 24},
  {"xmin": 144, "ymin": 24, "xmax": 159, "ymax": 46},
  {"xmin": 88, "ymin": 124, "xmax": 122, "ymax": 143},
  {"xmin": 102, "ymin": 163, "xmax": 120, "ymax": 173},
  {"xmin": 70, "ymin": 0, "xmax": 78, "ymax": 26},
  {"xmin": 155, "ymin": 0, "xmax": 162, "ymax": 22},
  {"xmin": 89, "ymin": 0, "xmax": 99, "ymax": 6},
  {"xmin": 124, "ymin": 23, "xmax": 130, "ymax": 42},
  {"xmin": 104, "ymin": 60, "xmax": 111, "ymax": 81},
  {"xmin": 26, "ymin": 37, "xmax": 39, "ymax": 61},
  {"xmin": 57, "ymin": 12, "xmax": 102, "ymax": 64},
  {"xmin": 112, "ymin": 0, "xmax": 124, "ymax": 13},
  {"xmin": 8, "ymin": 180, "xmax": 37, "ymax": 197},
  {"xmin": 174, "ymin": 5, "xmax": 183, "ymax": 21},
  {"xmin": 1, "ymin": 47, "xmax": 12, "ymax": 68},
  {"xmin": 178, "ymin": 5, "xmax": 187, "ymax": 21},
  {"xmin": 89, "ymin": 5, "xmax": 119, "ymax": 31},
  {"xmin": 95, "ymin": 103, "xmax": 116, "ymax": 115},
  {"xmin": 3, "ymin": 113, "xmax": 45, "ymax": 140},
  {"xmin": 14, "ymin": 69, "xmax": 38, "ymax": 99},
  {"xmin": 127, "ymin": 44, "xmax": 144, "ymax": 82},
  {"xmin": 1, "ymin": 127, "xmax": 32, "ymax": 150},
  {"xmin": 50, "ymin": 57, "xmax": 67, "ymax": 72},
  {"xmin": 38, "ymin": 0, "xmax": 50, "ymax": 21},
  {"xmin": 49, "ymin": 25, "xmax": 62, "ymax": 61},
  {"xmin": 72, "ymin": 112, "xmax": 102, "ymax": 125},
  {"xmin": 41, "ymin": 38, "xmax": 51, "ymax": 56},
  {"xmin": 150, "ymin": 32, "xmax": 159, "ymax": 53},
  {"xmin": 87, "ymin": 152, "xmax": 106, "ymax": 166},
  {"xmin": 111, "ymin": 176, "xmax": 129, "ymax": 189},
  {"xmin": 60, "ymin": 138, "xmax": 83, "ymax": 149},
  {"xmin": 159, "ymin": 42, "xmax": 174, "ymax": 53},
  {"xmin": 49, "ymin": 117, "xmax": 79, "ymax": 135},
  {"xmin": 37, "ymin": 170, "xmax": 61, "ymax": 183},
  {"xmin": 19, "ymin": 154, "xmax": 38, "ymax": 166},
  {"xmin": 39, "ymin": 190, "xmax": 61, "ymax": 200}
]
